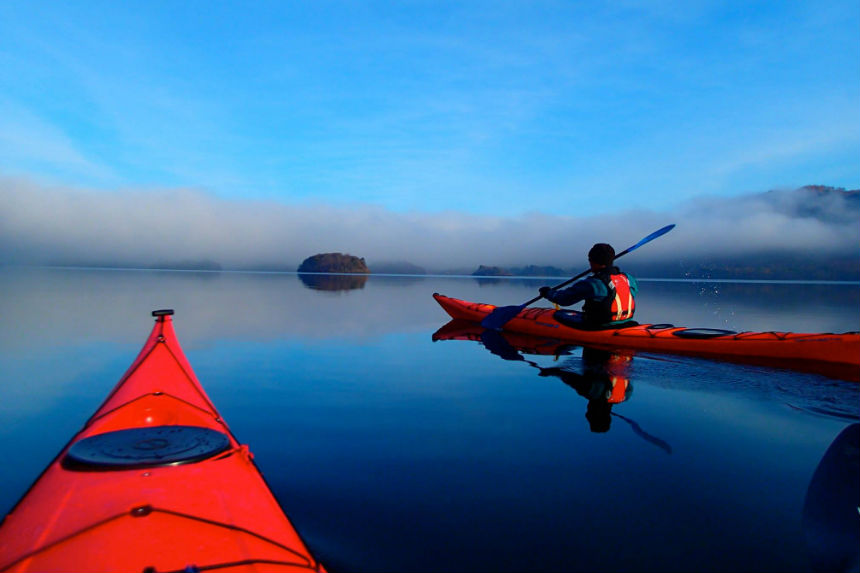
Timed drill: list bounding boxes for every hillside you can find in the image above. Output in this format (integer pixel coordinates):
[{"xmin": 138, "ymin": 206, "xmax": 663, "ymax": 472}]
[{"xmin": 470, "ymin": 186, "xmax": 859, "ymax": 281}]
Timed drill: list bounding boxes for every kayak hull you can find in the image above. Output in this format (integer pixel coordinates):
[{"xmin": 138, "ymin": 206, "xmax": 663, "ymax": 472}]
[
  {"xmin": 0, "ymin": 311, "xmax": 325, "ymax": 573},
  {"xmin": 433, "ymin": 293, "xmax": 860, "ymax": 381}
]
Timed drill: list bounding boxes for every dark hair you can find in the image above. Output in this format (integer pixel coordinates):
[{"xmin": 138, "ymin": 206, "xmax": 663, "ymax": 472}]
[{"xmin": 588, "ymin": 243, "xmax": 615, "ymax": 266}]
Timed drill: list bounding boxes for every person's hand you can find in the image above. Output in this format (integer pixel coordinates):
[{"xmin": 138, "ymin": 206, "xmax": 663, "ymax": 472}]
[{"xmin": 539, "ymin": 286, "xmax": 553, "ymax": 298}]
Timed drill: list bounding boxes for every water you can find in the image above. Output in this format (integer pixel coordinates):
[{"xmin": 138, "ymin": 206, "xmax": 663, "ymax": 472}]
[{"xmin": 1, "ymin": 267, "xmax": 858, "ymax": 572}]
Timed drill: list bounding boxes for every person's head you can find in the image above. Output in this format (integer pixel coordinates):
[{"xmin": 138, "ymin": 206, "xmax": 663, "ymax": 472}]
[
  {"xmin": 585, "ymin": 400, "xmax": 612, "ymax": 433},
  {"xmin": 588, "ymin": 243, "xmax": 615, "ymax": 269}
]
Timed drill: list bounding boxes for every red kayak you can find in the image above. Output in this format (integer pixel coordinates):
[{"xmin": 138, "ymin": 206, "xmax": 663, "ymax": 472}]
[
  {"xmin": 0, "ymin": 310, "xmax": 325, "ymax": 573},
  {"xmin": 434, "ymin": 293, "xmax": 860, "ymax": 381}
]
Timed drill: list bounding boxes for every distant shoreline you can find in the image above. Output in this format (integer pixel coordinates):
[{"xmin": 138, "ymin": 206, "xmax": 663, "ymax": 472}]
[{"xmin": 4, "ymin": 264, "xmax": 859, "ymax": 286}]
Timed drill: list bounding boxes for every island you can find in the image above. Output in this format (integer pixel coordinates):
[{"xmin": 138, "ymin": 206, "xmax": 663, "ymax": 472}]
[
  {"xmin": 297, "ymin": 253, "xmax": 370, "ymax": 273},
  {"xmin": 471, "ymin": 265, "xmax": 513, "ymax": 277}
]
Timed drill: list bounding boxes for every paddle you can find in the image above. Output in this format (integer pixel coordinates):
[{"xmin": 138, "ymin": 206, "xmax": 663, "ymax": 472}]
[
  {"xmin": 610, "ymin": 412, "xmax": 673, "ymax": 454},
  {"xmin": 480, "ymin": 223, "xmax": 676, "ymax": 330}
]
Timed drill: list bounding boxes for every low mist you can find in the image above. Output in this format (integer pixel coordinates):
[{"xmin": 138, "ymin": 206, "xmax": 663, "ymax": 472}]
[{"xmin": 1, "ymin": 177, "xmax": 857, "ymax": 274}]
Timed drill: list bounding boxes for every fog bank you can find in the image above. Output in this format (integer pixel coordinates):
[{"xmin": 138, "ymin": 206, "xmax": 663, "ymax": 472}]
[{"xmin": 1, "ymin": 177, "xmax": 857, "ymax": 272}]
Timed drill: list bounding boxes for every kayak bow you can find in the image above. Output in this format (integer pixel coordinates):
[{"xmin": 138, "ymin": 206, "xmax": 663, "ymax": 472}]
[
  {"xmin": 0, "ymin": 310, "xmax": 325, "ymax": 573},
  {"xmin": 433, "ymin": 293, "xmax": 860, "ymax": 381}
]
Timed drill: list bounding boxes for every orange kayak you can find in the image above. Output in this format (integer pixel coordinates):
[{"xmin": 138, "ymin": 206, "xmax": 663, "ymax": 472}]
[
  {"xmin": 0, "ymin": 310, "xmax": 325, "ymax": 573},
  {"xmin": 433, "ymin": 293, "xmax": 860, "ymax": 381}
]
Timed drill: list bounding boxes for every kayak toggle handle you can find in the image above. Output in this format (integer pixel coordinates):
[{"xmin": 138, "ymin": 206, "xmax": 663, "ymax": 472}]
[
  {"xmin": 131, "ymin": 505, "xmax": 153, "ymax": 517},
  {"xmin": 152, "ymin": 309, "xmax": 174, "ymax": 317}
]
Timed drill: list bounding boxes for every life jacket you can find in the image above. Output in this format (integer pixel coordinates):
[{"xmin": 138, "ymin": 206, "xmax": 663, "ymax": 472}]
[
  {"xmin": 582, "ymin": 267, "xmax": 636, "ymax": 325},
  {"xmin": 605, "ymin": 354, "xmax": 632, "ymax": 404},
  {"xmin": 606, "ymin": 376, "xmax": 629, "ymax": 404}
]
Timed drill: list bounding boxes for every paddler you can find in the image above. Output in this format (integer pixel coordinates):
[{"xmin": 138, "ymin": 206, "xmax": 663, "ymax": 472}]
[{"xmin": 538, "ymin": 243, "xmax": 638, "ymax": 328}]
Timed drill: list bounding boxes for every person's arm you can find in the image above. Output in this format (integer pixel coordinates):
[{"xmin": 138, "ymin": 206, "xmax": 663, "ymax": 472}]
[{"xmin": 542, "ymin": 278, "xmax": 604, "ymax": 306}]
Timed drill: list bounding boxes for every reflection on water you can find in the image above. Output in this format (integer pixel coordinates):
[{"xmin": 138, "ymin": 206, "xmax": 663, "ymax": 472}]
[
  {"xmin": 476, "ymin": 327, "xmax": 635, "ymax": 434},
  {"xmin": 2, "ymin": 267, "xmax": 857, "ymax": 347},
  {"xmin": 298, "ymin": 272, "xmax": 368, "ymax": 291},
  {"xmin": 433, "ymin": 317, "xmax": 860, "ymax": 422},
  {"xmin": 537, "ymin": 350, "xmax": 634, "ymax": 433},
  {"xmin": 1, "ymin": 267, "xmax": 859, "ymax": 573},
  {"xmin": 486, "ymin": 328, "xmax": 675, "ymax": 453},
  {"xmin": 0, "ymin": 267, "xmax": 442, "ymax": 349},
  {"xmin": 434, "ymin": 321, "xmax": 676, "ymax": 450}
]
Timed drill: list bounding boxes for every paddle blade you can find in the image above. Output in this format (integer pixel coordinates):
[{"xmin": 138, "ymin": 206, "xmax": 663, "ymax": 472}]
[
  {"xmin": 479, "ymin": 329, "xmax": 524, "ymax": 361},
  {"xmin": 622, "ymin": 223, "xmax": 676, "ymax": 256},
  {"xmin": 480, "ymin": 304, "xmax": 526, "ymax": 330}
]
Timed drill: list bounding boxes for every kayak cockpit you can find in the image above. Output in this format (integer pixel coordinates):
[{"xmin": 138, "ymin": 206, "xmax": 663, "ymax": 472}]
[{"xmin": 64, "ymin": 425, "xmax": 232, "ymax": 470}]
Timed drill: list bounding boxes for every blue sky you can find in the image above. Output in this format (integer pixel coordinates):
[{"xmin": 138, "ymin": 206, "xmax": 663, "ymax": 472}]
[{"xmin": 1, "ymin": 0, "xmax": 857, "ymax": 219}]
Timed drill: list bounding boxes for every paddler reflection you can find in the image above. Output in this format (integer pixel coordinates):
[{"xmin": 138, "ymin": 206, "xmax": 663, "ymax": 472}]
[
  {"xmin": 432, "ymin": 321, "xmax": 672, "ymax": 452},
  {"xmin": 476, "ymin": 328, "xmax": 635, "ymax": 433},
  {"xmin": 536, "ymin": 347, "xmax": 632, "ymax": 433},
  {"xmin": 480, "ymin": 328, "xmax": 672, "ymax": 451}
]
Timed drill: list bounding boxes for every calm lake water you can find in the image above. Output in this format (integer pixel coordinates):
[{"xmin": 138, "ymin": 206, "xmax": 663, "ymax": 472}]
[{"xmin": 1, "ymin": 267, "xmax": 858, "ymax": 572}]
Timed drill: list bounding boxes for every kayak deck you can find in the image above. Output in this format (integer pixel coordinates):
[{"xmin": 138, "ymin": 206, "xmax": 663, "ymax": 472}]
[
  {"xmin": 433, "ymin": 293, "xmax": 860, "ymax": 381},
  {"xmin": 0, "ymin": 310, "xmax": 325, "ymax": 573}
]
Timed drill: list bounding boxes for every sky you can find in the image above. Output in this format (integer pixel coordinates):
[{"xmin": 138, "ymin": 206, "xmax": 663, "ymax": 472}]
[{"xmin": 0, "ymin": 0, "xmax": 858, "ymax": 269}]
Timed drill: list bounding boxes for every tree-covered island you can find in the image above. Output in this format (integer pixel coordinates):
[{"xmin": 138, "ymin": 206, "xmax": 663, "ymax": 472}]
[{"xmin": 297, "ymin": 253, "xmax": 370, "ymax": 273}]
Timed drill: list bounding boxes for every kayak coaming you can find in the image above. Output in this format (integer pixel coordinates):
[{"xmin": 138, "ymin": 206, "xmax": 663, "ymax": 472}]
[
  {"xmin": 0, "ymin": 311, "xmax": 325, "ymax": 573},
  {"xmin": 433, "ymin": 293, "xmax": 860, "ymax": 381}
]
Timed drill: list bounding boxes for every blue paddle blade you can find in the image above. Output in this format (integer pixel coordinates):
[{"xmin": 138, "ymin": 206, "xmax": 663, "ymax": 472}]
[
  {"xmin": 625, "ymin": 224, "xmax": 675, "ymax": 254},
  {"xmin": 480, "ymin": 304, "xmax": 527, "ymax": 330},
  {"xmin": 479, "ymin": 329, "xmax": 525, "ymax": 361}
]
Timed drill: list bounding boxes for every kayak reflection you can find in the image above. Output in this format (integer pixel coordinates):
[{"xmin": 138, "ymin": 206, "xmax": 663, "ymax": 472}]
[
  {"xmin": 298, "ymin": 272, "xmax": 368, "ymax": 291},
  {"xmin": 802, "ymin": 423, "xmax": 859, "ymax": 573},
  {"xmin": 433, "ymin": 320, "xmax": 672, "ymax": 451}
]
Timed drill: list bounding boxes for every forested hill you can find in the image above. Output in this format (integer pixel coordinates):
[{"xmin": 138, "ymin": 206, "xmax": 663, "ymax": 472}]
[
  {"xmin": 472, "ymin": 186, "xmax": 859, "ymax": 281},
  {"xmin": 631, "ymin": 185, "xmax": 859, "ymax": 280}
]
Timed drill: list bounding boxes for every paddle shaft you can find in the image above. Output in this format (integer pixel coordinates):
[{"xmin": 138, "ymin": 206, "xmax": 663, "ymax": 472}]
[
  {"xmin": 517, "ymin": 269, "xmax": 588, "ymax": 308},
  {"xmin": 540, "ymin": 223, "xmax": 675, "ymax": 299}
]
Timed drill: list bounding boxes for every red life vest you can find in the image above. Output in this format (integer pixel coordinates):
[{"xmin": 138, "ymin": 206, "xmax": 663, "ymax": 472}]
[
  {"xmin": 583, "ymin": 269, "xmax": 636, "ymax": 325},
  {"xmin": 608, "ymin": 273, "xmax": 635, "ymax": 321}
]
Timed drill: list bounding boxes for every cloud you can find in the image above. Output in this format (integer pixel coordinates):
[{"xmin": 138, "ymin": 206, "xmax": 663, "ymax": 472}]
[{"xmin": 1, "ymin": 176, "xmax": 857, "ymax": 272}]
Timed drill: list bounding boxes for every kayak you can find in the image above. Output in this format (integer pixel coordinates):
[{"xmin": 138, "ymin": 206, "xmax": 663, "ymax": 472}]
[
  {"xmin": 433, "ymin": 293, "xmax": 860, "ymax": 381},
  {"xmin": 0, "ymin": 310, "xmax": 326, "ymax": 573}
]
